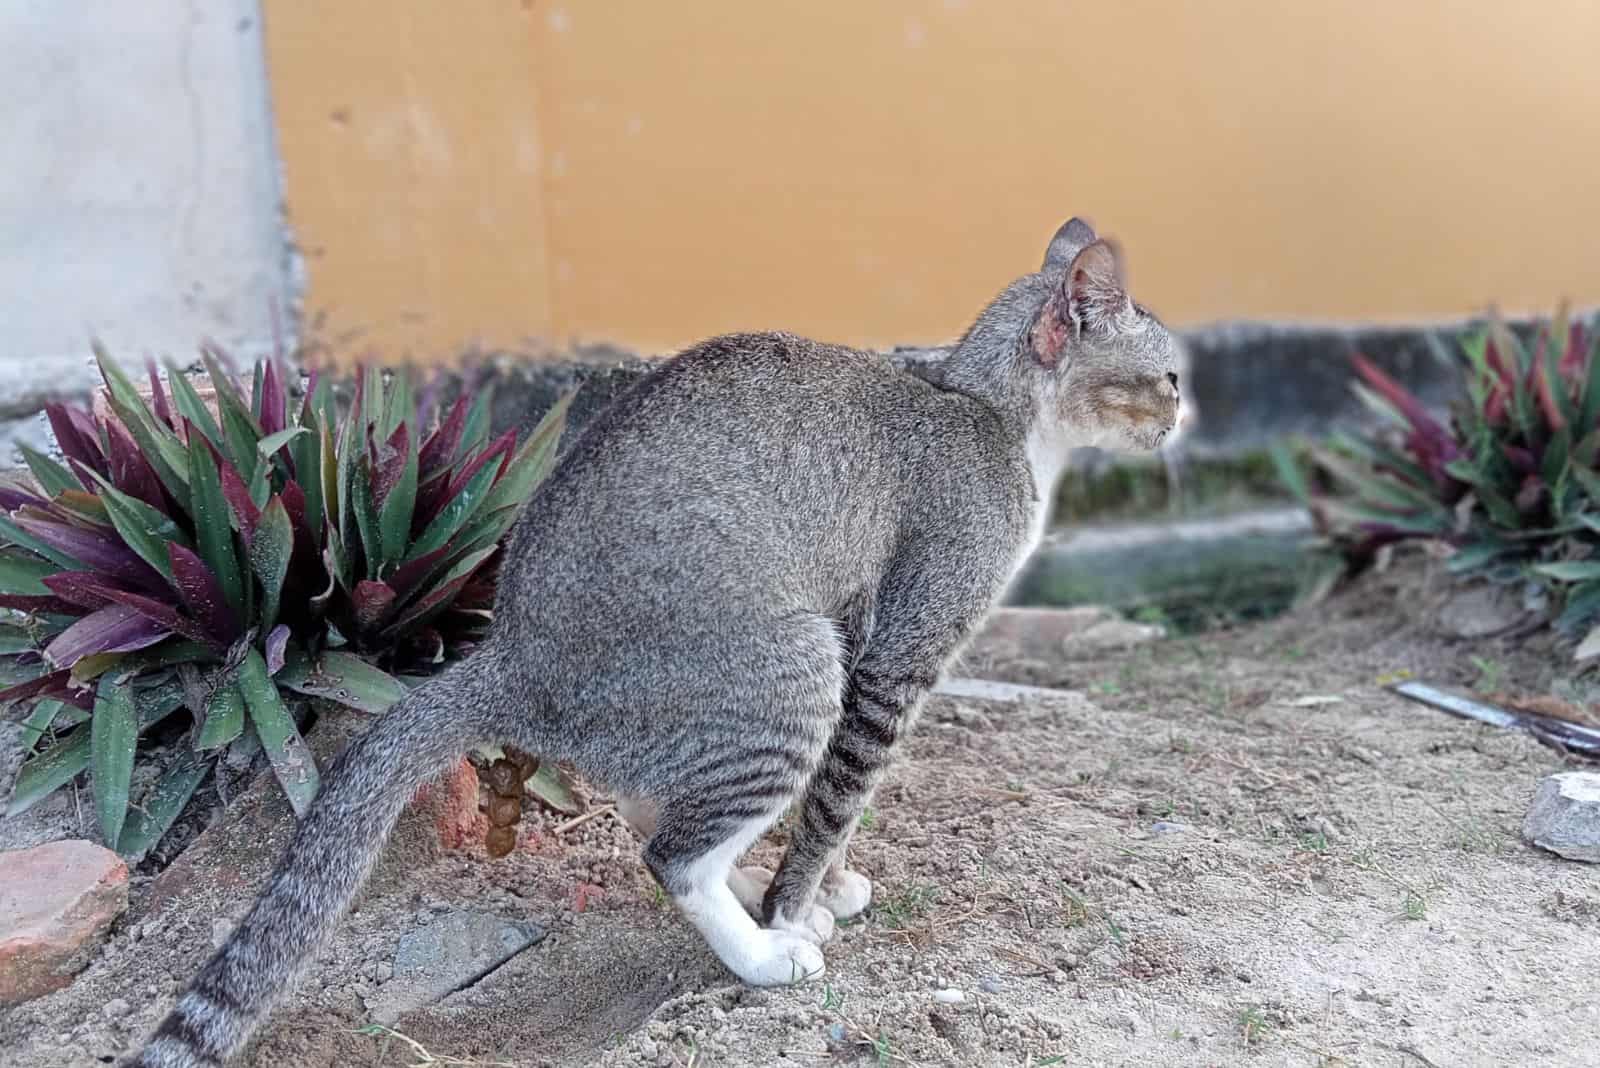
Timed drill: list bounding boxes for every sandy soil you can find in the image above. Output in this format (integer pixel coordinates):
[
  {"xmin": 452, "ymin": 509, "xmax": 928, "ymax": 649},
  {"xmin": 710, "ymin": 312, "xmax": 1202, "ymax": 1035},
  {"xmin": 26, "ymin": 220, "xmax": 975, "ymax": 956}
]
[{"xmin": 3, "ymin": 552, "xmax": 1598, "ymax": 1068}]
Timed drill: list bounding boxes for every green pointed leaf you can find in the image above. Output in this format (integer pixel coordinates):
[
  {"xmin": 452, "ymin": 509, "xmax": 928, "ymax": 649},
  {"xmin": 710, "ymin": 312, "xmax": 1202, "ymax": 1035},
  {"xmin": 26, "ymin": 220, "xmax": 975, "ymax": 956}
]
[
  {"xmin": 257, "ymin": 427, "xmax": 309, "ymax": 463},
  {"xmin": 18, "ymin": 444, "xmax": 79, "ymax": 498},
  {"xmin": 201, "ymin": 351, "xmax": 262, "ymax": 476},
  {"xmin": 351, "ymin": 461, "xmax": 382, "ymax": 579},
  {"xmin": 115, "ymin": 747, "xmax": 209, "ymax": 860},
  {"xmin": 187, "ymin": 431, "xmax": 245, "ymax": 618},
  {"xmin": 1314, "ymin": 449, "xmax": 1444, "ymax": 514},
  {"xmin": 195, "ymin": 681, "xmax": 246, "ymax": 750},
  {"xmin": 1318, "ymin": 500, "xmax": 1447, "ymax": 536},
  {"xmin": 1532, "ymin": 561, "xmax": 1600, "ymax": 582},
  {"xmin": 407, "ymin": 460, "xmax": 502, "ymax": 561},
  {"xmin": 360, "ymin": 366, "xmax": 385, "ymax": 439},
  {"xmin": 479, "ymin": 392, "xmax": 573, "ymax": 518},
  {"xmin": 290, "ymin": 420, "xmax": 324, "ymax": 538},
  {"xmin": 90, "ymin": 672, "xmax": 138, "ymax": 846},
  {"xmin": 89, "ymin": 472, "xmax": 191, "ymax": 579},
  {"xmin": 7, "ymin": 723, "xmax": 90, "ymax": 817},
  {"xmin": 381, "ymin": 370, "xmax": 413, "ymax": 441},
  {"xmin": 1268, "ymin": 441, "xmax": 1311, "ymax": 507},
  {"xmin": 237, "ymin": 648, "xmax": 319, "ymax": 816},
  {"xmin": 276, "ymin": 648, "xmax": 405, "ymax": 713},
  {"xmin": 0, "ymin": 551, "xmax": 57, "ymax": 596},
  {"xmin": 249, "ymin": 497, "xmax": 294, "ymax": 633},
  {"xmin": 1580, "ymin": 330, "xmax": 1600, "ymax": 434},
  {"xmin": 459, "ymin": 384, "xmax": 494, "ymax": 459},
  {"xmin": 0, "ymin": 515, "xmax": 80, "ymax": 570},
  {"xmin": 377, "ymin": 434, "xmax": 419, "ymax": 569},
  {"xmin": 94, "ymin": 342, "xmax": 190, "ymax": 506},
  {"xmin": 167, "ymin": 366, "xmax": 227, "ymax": 452}
]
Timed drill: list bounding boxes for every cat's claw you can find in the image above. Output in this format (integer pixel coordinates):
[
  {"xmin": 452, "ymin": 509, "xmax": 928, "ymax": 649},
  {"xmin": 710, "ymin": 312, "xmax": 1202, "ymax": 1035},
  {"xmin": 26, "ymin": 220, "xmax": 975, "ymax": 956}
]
[{"xmin": 733, "ymin": 930, "xmax": 826, "ymax": 986}]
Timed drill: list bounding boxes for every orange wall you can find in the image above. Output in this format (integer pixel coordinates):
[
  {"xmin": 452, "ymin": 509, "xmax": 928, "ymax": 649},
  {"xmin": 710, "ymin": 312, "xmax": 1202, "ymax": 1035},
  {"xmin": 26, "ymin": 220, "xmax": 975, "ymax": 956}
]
[{"xmin": 263, "ymin": 1, "xmax": 1600, "ymax": 363}]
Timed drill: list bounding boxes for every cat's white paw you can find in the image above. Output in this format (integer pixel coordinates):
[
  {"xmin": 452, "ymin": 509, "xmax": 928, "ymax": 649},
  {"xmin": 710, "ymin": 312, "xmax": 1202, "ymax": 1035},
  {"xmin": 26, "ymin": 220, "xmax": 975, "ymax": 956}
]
[
  {"xmin": 733, "ymin": 929, "xmax": 826, "ymax": 986},
  {"xmin": 729, "ymin": 865, "xmax": 775, "ymax": 916},
  {"xmin": 818, "ymin": 869, "xmax": 872, "ymax": 920},
  {"xmin": 772, "ymin": 902, "xmax": 836, "ymax": 945}
]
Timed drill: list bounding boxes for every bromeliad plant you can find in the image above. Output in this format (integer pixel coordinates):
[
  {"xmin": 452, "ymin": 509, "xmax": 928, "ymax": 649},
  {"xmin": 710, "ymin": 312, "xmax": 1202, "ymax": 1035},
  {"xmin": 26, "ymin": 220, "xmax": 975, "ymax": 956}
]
[
  {"xmin": 0, "ymin": 344, "xmax": 571, "ymax": 856},
  {"xmin": 1275, "ymin": 310, "xmax": 1600, "ymax": 657}
]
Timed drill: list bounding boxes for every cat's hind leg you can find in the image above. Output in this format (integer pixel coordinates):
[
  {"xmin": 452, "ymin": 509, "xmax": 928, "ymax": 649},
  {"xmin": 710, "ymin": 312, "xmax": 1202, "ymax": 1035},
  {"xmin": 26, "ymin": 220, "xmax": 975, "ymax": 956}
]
[{"xmin": 644, "ymin": 799, "xmax": 826, "ymax": 986}]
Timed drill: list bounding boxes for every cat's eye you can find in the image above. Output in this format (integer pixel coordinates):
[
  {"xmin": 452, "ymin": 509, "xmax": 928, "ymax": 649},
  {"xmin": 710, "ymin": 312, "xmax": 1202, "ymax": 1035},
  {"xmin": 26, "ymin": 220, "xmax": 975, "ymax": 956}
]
[{"xmin": 1166, "ymin": 372, "xmax": 1179, "ymax": 391}]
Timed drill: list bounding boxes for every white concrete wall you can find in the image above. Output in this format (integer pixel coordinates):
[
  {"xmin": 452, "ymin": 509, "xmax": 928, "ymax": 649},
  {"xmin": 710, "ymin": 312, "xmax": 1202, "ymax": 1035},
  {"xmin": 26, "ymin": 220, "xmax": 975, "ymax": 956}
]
[{"xmin": 0, "ymin": 0, "xmax": 294, "ymax": 421}]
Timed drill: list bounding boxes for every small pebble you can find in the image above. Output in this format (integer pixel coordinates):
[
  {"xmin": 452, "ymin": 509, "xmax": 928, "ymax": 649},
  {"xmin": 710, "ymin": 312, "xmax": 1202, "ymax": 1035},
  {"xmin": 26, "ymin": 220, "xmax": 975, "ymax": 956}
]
[
  {"xmin": 636, "ymin": 1037, "xmax": 658, "ymax": 1059},
  {"xmin": 978, "ymin": 976, "xmax": 1004, "ymax": 994},
  {"xmin": 932, "ymin": 988, "xmax": 966, "ymax": 1004},
  {"xmin": 1151, "ymin": 820, "xmax": 1186, "ymax": 834},
  {"xmin": 211, "ymin": 918, "xmax": 234, "ymax": 948},
  {"xmin": 102, "ymin": 998, "xmax": 131, "ymax": 1019},
  {"xmin": 826, "ymin": 1022, "xmax": 848, "ymax": 1044}
]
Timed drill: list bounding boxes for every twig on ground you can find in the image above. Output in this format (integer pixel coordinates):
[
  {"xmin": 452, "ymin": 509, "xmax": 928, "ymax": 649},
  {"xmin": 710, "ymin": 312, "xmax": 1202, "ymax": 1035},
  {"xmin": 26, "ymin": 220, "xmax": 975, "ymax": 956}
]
[{"xmin": 552, "ymin": 804, "xmax": 615, "ymax": 836}]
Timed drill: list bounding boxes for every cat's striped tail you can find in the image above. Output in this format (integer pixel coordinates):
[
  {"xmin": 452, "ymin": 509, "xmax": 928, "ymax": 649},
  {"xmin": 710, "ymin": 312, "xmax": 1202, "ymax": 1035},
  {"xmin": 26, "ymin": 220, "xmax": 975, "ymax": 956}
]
[{"xmin": 130, "ymin": 661, "xmax": 499, "ymax": 1067}]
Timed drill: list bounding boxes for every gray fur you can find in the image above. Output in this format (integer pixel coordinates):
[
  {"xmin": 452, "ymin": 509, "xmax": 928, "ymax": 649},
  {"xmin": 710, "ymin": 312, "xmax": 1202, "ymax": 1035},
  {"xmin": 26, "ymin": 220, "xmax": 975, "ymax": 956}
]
[{"xmin": 130, "ymin": 218, "xmax": 1181, "ymax": 1066}]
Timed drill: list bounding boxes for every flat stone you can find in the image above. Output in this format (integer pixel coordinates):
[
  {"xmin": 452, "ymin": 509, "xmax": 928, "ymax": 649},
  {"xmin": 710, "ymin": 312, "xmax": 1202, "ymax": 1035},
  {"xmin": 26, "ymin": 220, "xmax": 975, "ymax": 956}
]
[
  {"xmin": 0, "ymin": 840, "xmax": 128, "ymax": 1004},
  {"xmin": 974, "ymin": 606, "xmax": 1118, "ymax": 660},
  {"xmin": 936, "ymin": 677, "xmax": 1083, "ymax": 705},
  {"xmin": 1523, "ymin": 772, "xmax": 1600, "ymax": 863},
  {"xmin": 367, "ymin": 909, "xmax": 546, "ymax": 1024}
]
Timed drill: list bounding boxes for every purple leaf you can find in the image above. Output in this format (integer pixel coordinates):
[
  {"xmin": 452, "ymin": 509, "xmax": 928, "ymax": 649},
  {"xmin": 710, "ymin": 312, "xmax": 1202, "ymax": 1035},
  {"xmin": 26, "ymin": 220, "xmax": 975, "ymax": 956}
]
[
  {"xmin": 0, "ymin": 668, "xmax": 73, "ymax": 706},
  {"xmin": 386, "ymin": 545, "xmax": 449, "ymax": 600},
  {"xmin": 167, "ymin": 543, "xmax": 242, "ymax": 641},
  {"xmin": 374, "ymin": 424, "xmax": 409, "ymax": 507},
  {"xmin": 417, "ymin": 394, "xmax": 468, "ymax": 476},
  {"xmin": 0, "ymin": 485, "xmax": 46, "ymax": 512},
  {"xmin": 259, "ymin": 358, "xmax": 286, "ymax": 436},
  {"xmin": 41, "ymin": 571, "xmax": 123, "ymax": 610},
  {"xmin": 104, "ymin": 418, "xmax": 167, "ymax": 510},
  {"xmin": 43, "ymin": 604, "xmax": 170, "ymax": 667},
  {"xmin": 146, "ymin": 359, "xmax": 175, "ymax": 431},
  {"xmin": 215, "ymin": 454, "xmax": 260, "ymax": 541},
  {"xmin": 41, "ymin": 568, "xmax": 216, "ymax": 648},
  {"xmin": 13, "ymin": 516, "xmax": 167, "ymax": 591},
  {"xmin": 0, "ymin": 593, "xmax": 82, "ymax": 615},
  {"xmin": 265, "ymin": 624, "xmax": 291, "ymax": 675},
  {"xmin": 45, "ymin": 403, "xmax": 106, "ymax": 483}
]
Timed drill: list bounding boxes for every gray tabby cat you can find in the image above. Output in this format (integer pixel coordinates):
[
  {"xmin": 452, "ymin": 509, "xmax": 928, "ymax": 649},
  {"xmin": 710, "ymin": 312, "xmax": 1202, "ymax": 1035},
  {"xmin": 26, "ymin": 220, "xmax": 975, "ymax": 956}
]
[{"xmin": 132, "ymin": 217, "xmax": 1182, "ymax": 1067}]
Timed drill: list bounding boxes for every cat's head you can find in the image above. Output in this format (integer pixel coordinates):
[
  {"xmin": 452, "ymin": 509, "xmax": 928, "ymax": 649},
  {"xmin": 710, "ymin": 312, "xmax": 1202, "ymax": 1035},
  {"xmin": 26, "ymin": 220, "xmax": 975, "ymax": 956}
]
[{"xmin": 1025, "ymin": 217, "xmax": 1185, "ymax": 452}]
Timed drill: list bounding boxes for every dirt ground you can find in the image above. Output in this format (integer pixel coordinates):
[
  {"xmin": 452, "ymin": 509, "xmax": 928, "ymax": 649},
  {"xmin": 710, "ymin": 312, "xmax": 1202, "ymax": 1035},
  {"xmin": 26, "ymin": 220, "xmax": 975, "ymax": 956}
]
[{"xmin": 3, "ymin": 551, "xmax": 1598, "ymax": 1068}]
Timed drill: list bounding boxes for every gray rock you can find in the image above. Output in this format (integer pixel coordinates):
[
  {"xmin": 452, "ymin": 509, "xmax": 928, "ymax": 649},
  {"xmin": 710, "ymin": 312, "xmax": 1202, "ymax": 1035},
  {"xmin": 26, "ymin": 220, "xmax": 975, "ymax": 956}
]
[
  {"xmin": 367, "ymin": 910, "xmax": 546, "ymax": 1024},
  {"xmin": 1524, "ymin": 772, "xmax": 1600, "ymax": 863},
  {"xmin": 1151, "ymin": 820, "xmax": 1187, "ymax": 835}
]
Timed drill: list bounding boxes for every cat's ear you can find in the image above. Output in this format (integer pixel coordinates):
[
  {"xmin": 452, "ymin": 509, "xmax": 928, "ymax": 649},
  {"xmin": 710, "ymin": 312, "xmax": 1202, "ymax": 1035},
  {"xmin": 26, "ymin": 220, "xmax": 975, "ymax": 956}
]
[
  {"xmin": 1041, "ymin": 217, "xmax": 1097, "ymax": 270},
  {"xmin": 1066, "ymin": 239, "xmax": 1128, "ymax": 328},
  {"xmin": 1031, "ymin": 239, "xmax": 1128, "ymax": 367}
]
